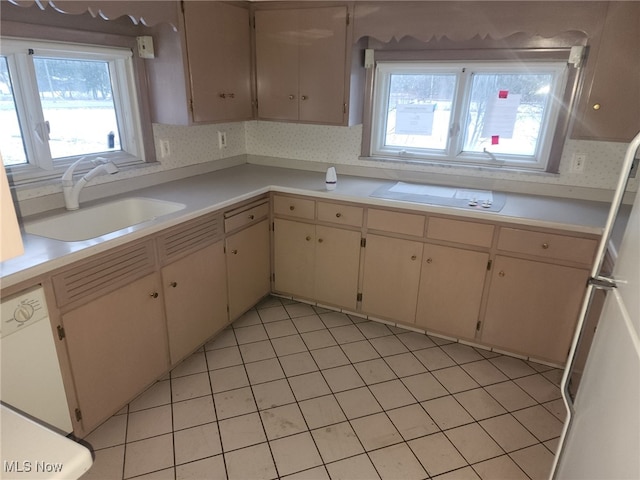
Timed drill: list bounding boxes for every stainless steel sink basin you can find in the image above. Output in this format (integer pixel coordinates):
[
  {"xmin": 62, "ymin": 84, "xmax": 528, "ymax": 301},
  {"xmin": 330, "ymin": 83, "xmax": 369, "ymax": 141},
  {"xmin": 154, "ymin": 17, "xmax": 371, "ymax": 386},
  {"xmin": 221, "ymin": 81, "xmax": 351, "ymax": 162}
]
[{"xmin": 24, "ymin": 197, "xmax": 186, "ymax": 241}]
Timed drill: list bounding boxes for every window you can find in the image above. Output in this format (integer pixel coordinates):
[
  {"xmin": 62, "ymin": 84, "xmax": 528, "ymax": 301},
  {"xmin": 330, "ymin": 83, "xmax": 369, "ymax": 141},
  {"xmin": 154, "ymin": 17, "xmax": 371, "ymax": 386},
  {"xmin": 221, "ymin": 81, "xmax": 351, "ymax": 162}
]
[
  {"xmin": 1, "ymin": 38, "xmax": 146, "ymax": 181},
  {"xmin": 369, "ymin": 60, "xmax": 570, "ymax": 171}
]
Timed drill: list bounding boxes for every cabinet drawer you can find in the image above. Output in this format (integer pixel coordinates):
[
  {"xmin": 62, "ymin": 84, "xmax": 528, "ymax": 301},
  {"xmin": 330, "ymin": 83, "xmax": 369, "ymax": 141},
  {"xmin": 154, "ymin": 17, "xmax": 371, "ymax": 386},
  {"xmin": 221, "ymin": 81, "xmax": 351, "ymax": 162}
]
[
  {"xmin": 367, "ymin": 209, "xmax": 425, "ymax": 237},
  {"xmin": 497, "ymin": 227, "xmax": 598, "ymax": 264},
  {"xmin": 427, "ymin": 217, "xmax": 494, "ymax": 248},
  {"xmin": 317, "ymin": 202, "xmax": 363, "ymax": 227},
  {"xmin": 225, "ymin": 200, "xmax": 269, "ymax": 232},
  {"xmin": 273, "ymin": 195, "xmax": 315, "ymax": 220}
]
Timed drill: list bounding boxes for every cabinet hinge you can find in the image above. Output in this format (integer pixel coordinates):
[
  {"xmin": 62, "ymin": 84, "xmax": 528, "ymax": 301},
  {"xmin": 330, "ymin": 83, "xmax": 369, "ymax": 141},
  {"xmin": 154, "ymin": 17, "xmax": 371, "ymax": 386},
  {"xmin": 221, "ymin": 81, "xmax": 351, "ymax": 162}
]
[
  {"xmin": 357, "ymin": 293, "xmax": 362, "ymax": 302},
  {"xmin": 272, "ymin": 221, "xmax": 274, "ymax": 231},
  {"xmin": 227, "ymin": 305, "xmax": 230, "ymax": 313},
  {"xmin": 360, "ymin": 238, "xmax": 366, "ymax": 248},
  {"xmin": 486, "ymin": 260, "xmax": 492, "ymax": 271},
  {"xmin": 346, "ymin": 13, "xmax": 350, "ymax": 26},
  {"xmin": 476, "ymin": 321, "xmax": 482, "ymax": 331},
  {"xmin": 57, "ymin": 325, "xmax": 65, "ymax": 340},
  {"xmin": 189, "ymin": 98, "xmax": 194, "ymax": 114},
  {"xmin": 180, "ymin": 0, "xmax": 185, "ymax": 13},
  {"xmin": 343, "ymin": 103, "xmax": 347, "ymax": 114},
  {"xmin": 272, "ymin": 272, "xmax": 275, "ymax": 282},
  {"xmin": 251, "ymin": 15, "xmax": 256, "ymax": 29},
  {"xmin": 75, "ymin": 408, "xmax": 82, "ymax": 422}
]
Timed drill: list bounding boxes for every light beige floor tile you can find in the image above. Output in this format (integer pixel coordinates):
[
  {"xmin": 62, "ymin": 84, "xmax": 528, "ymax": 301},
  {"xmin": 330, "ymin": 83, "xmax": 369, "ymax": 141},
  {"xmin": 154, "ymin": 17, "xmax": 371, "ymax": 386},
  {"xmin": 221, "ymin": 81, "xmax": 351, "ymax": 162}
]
[
  {"xmin": 402, "ymin": 372, "xmax": 449, "ymax": 401},
  {"xmin": 542, "ymin": 368, "xmax": 564, "ymax": 386},
  {"xmin": 509, "ymin": 444, "xmax": 555, "ymax": 480},
  {"xmin": 473, "ymin": 455, "xmax": 529, "ymax": 480},
  {"xmin": 311, "ymin": 345, "xmax": 350, "ymax": 369},
  {"xmin": 326, "ymin": 453, "xmax": 381, "ymax": 480},
  {"xmin": 172, "ymin": 395, "xmax": 216, "ymax": 431},
  {"xmin": 319, "ymin": 311, "xmax": 352, "ymax": 328},
  {"xmin": 384, "ymin": 352, "xmax": 427, "ymax": 377},
  {"xmin": 176, "ymin": 455, "xmax": 226, "ymax": 480},
  {"xmin": 422, "ymin": 396, "xmax": 474, "ymax": 430},
  {"xmin": 81, "ymin": 445, "xmax": 124, "ymax": 480},
  {"xmin": 544, "ymin": 437, "xmax": 560, "ymax": 454},
  {"xmin": 484, "ymin": 381, "xmax": 537, "ymax": 412},
  {"xmin": 409, "ymin": 432, "xmax": 467, "ymax": 477},
  {"xmin": 512, "ymin": 405, "xmax": 564, "ymax": 441},
  {"xmin": 84, "ymin": 414, "xmax": 127, "ymax": 450},
  {"xmin": 396, "ymin": 332, "xmax": 437, "ymax": 351},
  {"xmin": 479, "ymin": 414, "xmax": 538, "ymax": 452},
  {"xmin": 126, "ymin": 466, "xmax": 175, "ymax": 479},
  {"xmin": 284, "ymin": 302, "xmax": 317, "ymax": 319},
  {"xmin": 264, "ymin": 319, "xmax": 298, "ymax": 338},
  {"xmin": 357, "ymin": 321, "xmax": 393, "ymax": 339},
  {"xmin": 231, "ymin": 308, "xmax": 261, "ymax": 328},
  {"xmin": 341, "ymin": 341, "xmax": 381, "ymax": 363},
  {"xmin": 252, "ymin": 378, "xmax": 296, "ymax": 410},
  {"xmin": 369, "ymin": 379, "xmax": 416, "ymax": 410},
  {"xmin": 123, "ymin": 434, "xmax": 173, "ymax": 479},
  {"xmin": 386, "ymin": 403, "xmax": 438, "ymax": 440},
  {"xmin": 225, "ymin": 443, "xmax": 278, "ymax": 480},
  {"xmin": 173, "ymin": 422, "xmax": 222, "ymax": 465},
  {"xmin": 514, "ymin": 374, "xmax": 561, "ymax": 403},
  {"xmin": 129, "ymin": 380, "xmax": 171, "ymax": 413},
  {"xmin": 213, "ymin": 386, "xmax": 257, "ymax": 420},
  {"xmin": 209, "ymin": 365, "xmax": 249, "ymax": 394},
  {"xmin": 369, "ymin": 335, "xmax": 409, "ymax": 356},
  {"xmin": 299, "ymin": 395, "xmax": 347, "ymax": 429},
  {"xmin": 301, "ymin": 330, "xmax": 337, "ymax": 350},
  {"xmin": 311, "ymin": 421, "xmax": 364, "ymax": 463},
  {"xmin": 270, "ymin": 432, "xmax": 323, "ymax": 477},
  {"xmin": 441, "ymin": 343, "xmax": 484, "ymax": 364},
  {"xmin": 258, "ymin": 305, "xmax": 290, "ymax": 323},
  {"xmin": 433, "ymin": 366, "xmax": 480, "ymax": 394},
  {"xmin": 234, "ymin": 324, "xmax": 269, "ymax": 344},
  {"xmin": 282, "ymin": 466, "xmax": 330, "ymax": 480},
  {"xmin": 256, "ymin": 296, "xmax": 283, "ymax": 309},
  {"xmin": 205, "ymin": 345, "xmax": 243, "ymax": 370},
  {"xmin": 271, "ymin": 334, "xmax": 307, "ymax": 356},
  {"xmin": 444, "ymin": 423, "xmax": 503, "ymax": 464},
  {"xmin": 170, "ymin": 351, "xmax": 207, "ymax": 378},
  {"xmin": 433, "ymin": 466, "xmax": 481, "ymax": 480},
  {"xmin": 428, "ymin": 335, "xmax": 455, "ymax": 346},
  {"xmin": 542, "ymin": 398, "xmax": 568, "ymax": 422},
  {"xmin": 335, "ymin": 387, "xmax": 383, "ymax": 419},
  {"xmin": 369, "ymin": 443, "xmax": 427, "ymax": 480},
  {"xmin": 126, "ymin": 405, "xmax": 172, "ymax": 442},
  {"xmin": 205, "ymin": 329, "xmax": 237, "ymax": 350},
  {"xmin": 246, "ymin": 357, "xmax": 285, "ymax": 385},
  {"xmin": 454, "ymin": 388, "xmax": 507, "ymax": 420},
  {"xmin": 413, "ymin": 347, "xmax": 456, "ymax": 371},
  {"xmin": 351, "ymin": 412, "xmax": 403, "ymax": 451},
  {"xmin": 171, "ymin": 372, "xmax": 212, "ymax": 402},
  {"xmin": 489, "ymin": 356, "xmax": 536, "ymax": 379},
  {"xmin": 219, "ymin": 412, "xmax": 267, "ymax": 451},
  {"xmin": 279, "ymin": 351, "xmax": 319, "ymax": 377},
  {"xmin": 260, "ymin": 403, "xmax": 307, "ymax": 440},
  {"xmin": 354, "ymin": 358, "xmax": 396, "ymax": 385},
  {"xmin": 322, "ymin": 364, "xmax": 365, "ymax": 392},
  {"xmin": 291, "ymin": 315, "xmax": 326, "ymax": 333},
  {"xmin": 288, "ymin": 371, "xmax": 331, "ymax": 401},
  {"xmin": 239, "ymin": 339, "xmax": 277, "ymax": 363},
  {"xmin": 329, "ymin": 325, "xmax": 366, "ymax": 344},
  {"xmin": 461, "ymin": 360, "xmax": 509, "ymax": 386}
]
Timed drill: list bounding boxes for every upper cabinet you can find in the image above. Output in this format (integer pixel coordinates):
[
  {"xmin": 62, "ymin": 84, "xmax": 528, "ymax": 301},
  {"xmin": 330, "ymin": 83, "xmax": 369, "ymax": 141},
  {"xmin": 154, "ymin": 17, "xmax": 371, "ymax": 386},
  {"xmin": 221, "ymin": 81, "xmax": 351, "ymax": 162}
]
[
  {"xmin": 147, "ymin": 1, "xmax": 253, "ymax": 125},
  {"xmin": 254, "ymin": 5, "xmax": 358, "ymax": 126}
]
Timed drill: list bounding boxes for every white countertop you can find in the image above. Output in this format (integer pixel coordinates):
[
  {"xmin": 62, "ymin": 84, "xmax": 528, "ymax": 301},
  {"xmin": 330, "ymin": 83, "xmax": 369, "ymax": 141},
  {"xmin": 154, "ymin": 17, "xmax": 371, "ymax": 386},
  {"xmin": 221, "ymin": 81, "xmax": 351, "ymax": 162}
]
[{"xmin": 0, "ymin": 164, "xmax": 620, "ymax": 289}]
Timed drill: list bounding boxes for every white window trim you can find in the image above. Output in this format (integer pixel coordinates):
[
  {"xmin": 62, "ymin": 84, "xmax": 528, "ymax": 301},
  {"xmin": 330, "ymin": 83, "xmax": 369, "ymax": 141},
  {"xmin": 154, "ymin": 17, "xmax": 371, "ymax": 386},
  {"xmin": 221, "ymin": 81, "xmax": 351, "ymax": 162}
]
[
  {"xmin": 368, "ymin": 59, "xmax": 570, "ymax": 172},
  {"xmin": 1, "ymin": 37, "xmax": 146, "ymax": 185}
]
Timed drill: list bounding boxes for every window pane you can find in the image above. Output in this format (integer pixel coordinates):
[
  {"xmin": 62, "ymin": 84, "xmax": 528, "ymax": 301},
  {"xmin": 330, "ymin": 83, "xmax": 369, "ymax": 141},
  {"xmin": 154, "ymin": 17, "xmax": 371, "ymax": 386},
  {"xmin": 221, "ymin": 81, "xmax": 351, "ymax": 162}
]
[
  {"xmin": 33, "ymin": 57, "xmax": 121, "ymax": 159},
  {"xmin": 463, "ymin": 73, "xmax": 552, "ymax": 156},
  {"xmin": 0, "ymin": 57, "xmax": 28, "ymax": 166},
  {"xmin": 384, "ymin": 73, "xmax": 456, "ymax": 151}
]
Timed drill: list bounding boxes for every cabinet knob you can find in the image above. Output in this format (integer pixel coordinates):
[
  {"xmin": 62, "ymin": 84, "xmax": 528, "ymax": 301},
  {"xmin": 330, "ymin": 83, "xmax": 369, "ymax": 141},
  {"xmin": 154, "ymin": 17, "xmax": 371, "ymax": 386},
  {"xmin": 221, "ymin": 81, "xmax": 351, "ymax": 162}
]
[
  {"xmin": 150, "ymin": 292, "xmax": 159, "ymax": 298},
  {"xmin": 231, "ymin": 249, "xmax": 238, "ymax": 255},
  {"xmin": 592, "ymin": 103, "xmax": 601, "ymax": 111},
  {"xmin": 169, "ymin": 281, "xmax": 177, "ymax": 288},
  {"xmin": 542, "ymin": 243, "xmax": 549, "ymax": 249},
  {"xmin": 305, "ymin": 235, "xmax": 311, "ymax": 241},
  {"xmin": 301, "ymin": 95, "xmax": 308, "ymax": 101},
  {"xmin": 289, "ymin": 205, "xmax": 295, "ymax": 211},
  {"xmin": 219, "ymin": 93, "xmax": 226, "ymax": 99},
  {"xmin": 411, "ymin": 255, "xmax": 417, "ymax": 261},
  {"xmin": 318, "ymin": 238, "xmax": 324, "ymax": 243},
  {"xmin": 335, "ymin": 212, "xmax": 342, "ymax": 218},
  {"xmin": 228, "ymin": 93, "xmax": 235, "ymax": 99},
  {"xmin": 248, "ymin": 214, "xmax": 255, "ymax": 220},
  {"xmin": 288, "ymin": 94, "xmax": 295, "ymax": 100},
  {"xmin": 426, "ymin": 258, "xmax": 433, "ymax": 264},
  {"xmin": 498, "ymin": 271, "xmax": 506, "ymax": 277}
]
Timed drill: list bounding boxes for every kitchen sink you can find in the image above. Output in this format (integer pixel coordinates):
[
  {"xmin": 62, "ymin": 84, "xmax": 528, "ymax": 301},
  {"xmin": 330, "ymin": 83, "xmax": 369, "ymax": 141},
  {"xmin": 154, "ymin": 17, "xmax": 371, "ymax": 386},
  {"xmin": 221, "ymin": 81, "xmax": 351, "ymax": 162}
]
[{"xmin": 23, "ymin": 197, "xmax": 186, "ymax": 242}]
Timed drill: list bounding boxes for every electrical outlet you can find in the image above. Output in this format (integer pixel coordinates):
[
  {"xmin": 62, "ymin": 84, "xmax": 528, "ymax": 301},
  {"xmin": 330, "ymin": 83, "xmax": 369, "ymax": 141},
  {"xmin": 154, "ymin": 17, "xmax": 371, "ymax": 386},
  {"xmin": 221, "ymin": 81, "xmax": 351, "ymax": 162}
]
[
  {"xmin": 571, "ymin": 153, "xmax": 586, "ymax": 173},
  {"xmin": 630, "ymin": 157, "xmax": 640, "ymax": 179},
  {"xmin": 159, "ymin": 139, "xmax": 170, "ymax": 158},
  {"xmin": 218, "ymin": 131, "xmax": 227, "ymax": 149}
]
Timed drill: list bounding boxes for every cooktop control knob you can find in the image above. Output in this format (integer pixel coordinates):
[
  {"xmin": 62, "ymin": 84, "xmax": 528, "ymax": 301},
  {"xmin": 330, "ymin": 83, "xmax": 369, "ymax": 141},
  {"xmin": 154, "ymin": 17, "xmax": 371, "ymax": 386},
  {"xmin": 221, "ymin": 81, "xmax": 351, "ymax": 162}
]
[{"xmin": 13, "ymin": 303, "xmax": 35, "ymax": 324}]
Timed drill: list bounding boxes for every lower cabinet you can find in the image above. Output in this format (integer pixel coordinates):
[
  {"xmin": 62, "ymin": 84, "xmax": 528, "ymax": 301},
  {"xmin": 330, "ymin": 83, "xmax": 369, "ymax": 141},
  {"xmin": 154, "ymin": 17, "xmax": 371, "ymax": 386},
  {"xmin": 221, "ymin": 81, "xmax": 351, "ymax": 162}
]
[
  {"xmin": 415, "ymin": 244, "xmax": 489, "ymax": 340},
  {"xmin": 226, "ymin": 219, "xmax": 271, "ymax": 321},
  {"xmin": 360, "ymin": 234, "xmax": 423, "ymax": 324},
  {"xmin": 61, "ymin": 273, "xmax": 169, "ymax": 434},
  {"xmin": 481, "ymin": 255, "xmax": 590, "ymax": 364},
  {"xmin": 161, "ymin": 241, "xmax": 228, "ymax": 365}
]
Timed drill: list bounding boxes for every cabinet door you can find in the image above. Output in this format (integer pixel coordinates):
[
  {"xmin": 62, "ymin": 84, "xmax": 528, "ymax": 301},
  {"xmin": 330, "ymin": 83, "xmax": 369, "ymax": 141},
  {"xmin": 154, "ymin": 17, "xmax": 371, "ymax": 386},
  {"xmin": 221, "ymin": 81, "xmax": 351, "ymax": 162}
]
[
  {"xmin": 361, "ymin": 235, "xmax": 423, "ymax": 324},
  {"xmin": 297, "ymin": 6, "xmax": 348, "ymax": 124},
  {"xmin": 62, "ymin": 273, "xmax": 168, "ymax": 434},
  {"xmin": 481, "ymin": 255, "xmax": 589, "ymax": 364},
  {"xmin": 255, "ymin": 8, "xmax": 299, "ymax": 121},
  {"xmin": 416, "ymin": 244, "xmax": 489, "ymax": 340},
  {"xmin": 227, "ymin": 220, "xmax": 271, "ymax": 321},
  {"xmin": 162, "ymin": 241, "xmax": 228, "ymax": 365},
  {"xmin": 314, "ymin": 225, "xmax": 361, "ymax": 310},
  {"xmin": 183, "ymin": 1, "xmax": 252, "ymax": 122},
  {"xmin": 273, "ymin": 218, "xmax": 315, "ymax": 299}
]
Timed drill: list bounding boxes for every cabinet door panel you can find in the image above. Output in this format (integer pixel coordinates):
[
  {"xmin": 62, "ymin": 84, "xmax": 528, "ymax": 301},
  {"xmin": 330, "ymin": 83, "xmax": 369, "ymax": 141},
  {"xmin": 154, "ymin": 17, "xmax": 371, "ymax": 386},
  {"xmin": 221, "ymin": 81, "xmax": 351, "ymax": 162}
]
[
  {"xmin": 62, "ymin": 273, "xmax": 168, "ymax": 433},
  {"xmin": 273, "ymin": 218, "xmax": 315, "ymax": 299},
  {"xmin": 416, "ymin": 244, "xmax": 488, "ymax": 340},
  {"xmin": 162, "ymin": 241, "xmax": 228, "ymax": 364},
  {"xmin": 227, "ymin": 220, "xmax": 271, "ymax": 320},
  {"xmin": 361, "ymin": 235, "xmax": 423, "ymax": 324},
  {"xmin": 482, "ymin": 255, "xmax": 588, "ymax": 364},
  {"xmin": 315, "ymin": 225, "xmax": 361, "ymax": 310}
]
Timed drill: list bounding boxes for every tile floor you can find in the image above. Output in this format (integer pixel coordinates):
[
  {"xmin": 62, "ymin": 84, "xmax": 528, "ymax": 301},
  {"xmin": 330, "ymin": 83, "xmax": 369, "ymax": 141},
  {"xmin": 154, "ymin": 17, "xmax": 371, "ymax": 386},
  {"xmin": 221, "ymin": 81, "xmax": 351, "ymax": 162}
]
[{"xmin": 80, "ymin": 296, "xmax": 566, "ymax": 480}]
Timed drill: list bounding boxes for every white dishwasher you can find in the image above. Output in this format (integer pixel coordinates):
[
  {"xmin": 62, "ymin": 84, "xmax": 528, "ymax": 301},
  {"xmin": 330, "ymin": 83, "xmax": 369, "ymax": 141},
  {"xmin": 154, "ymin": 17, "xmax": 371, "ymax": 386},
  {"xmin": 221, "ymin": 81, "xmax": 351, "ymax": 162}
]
[{"xmin": 1, "ymin": 286, "xmax": 72, "ymax": 433}]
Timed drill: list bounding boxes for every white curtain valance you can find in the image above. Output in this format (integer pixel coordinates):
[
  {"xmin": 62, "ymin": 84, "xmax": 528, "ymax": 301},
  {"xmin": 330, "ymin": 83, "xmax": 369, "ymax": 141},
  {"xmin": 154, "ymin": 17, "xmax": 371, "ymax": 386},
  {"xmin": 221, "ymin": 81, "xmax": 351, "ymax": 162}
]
[{"xmin": 8, "ymin": 0, "xmax": 179, "ymax": 31}]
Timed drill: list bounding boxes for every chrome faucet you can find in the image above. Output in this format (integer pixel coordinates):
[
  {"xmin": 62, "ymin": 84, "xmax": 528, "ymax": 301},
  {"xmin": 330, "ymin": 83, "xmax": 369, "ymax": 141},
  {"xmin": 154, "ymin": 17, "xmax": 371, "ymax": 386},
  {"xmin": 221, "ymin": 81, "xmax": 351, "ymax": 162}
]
[{"xmin": 62, "ymin": 156, "xmax": 119, "ymax": 210}]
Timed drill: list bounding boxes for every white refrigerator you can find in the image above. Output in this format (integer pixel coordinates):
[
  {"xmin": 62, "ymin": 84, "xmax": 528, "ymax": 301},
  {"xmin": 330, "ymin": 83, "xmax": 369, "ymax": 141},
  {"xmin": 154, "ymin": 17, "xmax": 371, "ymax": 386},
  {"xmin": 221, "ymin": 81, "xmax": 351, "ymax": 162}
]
[{"xmin": 553, "ymin": 133, "xmax": 640, "ymax": 479}]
